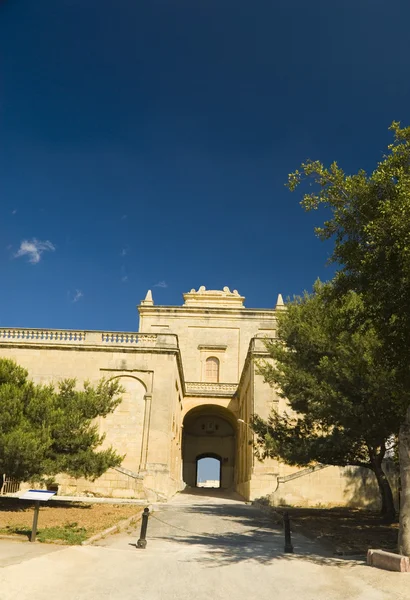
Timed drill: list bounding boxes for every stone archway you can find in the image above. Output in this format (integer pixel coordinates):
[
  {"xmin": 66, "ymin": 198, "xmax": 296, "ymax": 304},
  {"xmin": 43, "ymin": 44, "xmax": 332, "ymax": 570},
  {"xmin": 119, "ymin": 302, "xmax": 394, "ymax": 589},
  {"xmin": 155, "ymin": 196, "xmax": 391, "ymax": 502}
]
[
  {"xmin": 182, "ymin": 405, "xmax": 237, "ymax": 489},
  {"xmin": 99, "ymin": 375, "xmax": 146, "ymax": 474}
]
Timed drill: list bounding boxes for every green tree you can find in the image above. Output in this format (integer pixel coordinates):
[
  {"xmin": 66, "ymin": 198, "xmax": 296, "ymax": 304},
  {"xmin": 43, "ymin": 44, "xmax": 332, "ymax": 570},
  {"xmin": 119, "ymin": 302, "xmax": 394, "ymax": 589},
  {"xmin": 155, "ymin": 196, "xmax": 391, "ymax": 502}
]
[
  {"xmin": 252, "ymin": 282, "xmax": 400, "ymax": 522},
  {"xmin": 287, "ymin": 122, "xmax": 410, "ymax": 552},
  {"xmin": 0, "ymin": 359, "xmax": 124, "ymax": 484}
]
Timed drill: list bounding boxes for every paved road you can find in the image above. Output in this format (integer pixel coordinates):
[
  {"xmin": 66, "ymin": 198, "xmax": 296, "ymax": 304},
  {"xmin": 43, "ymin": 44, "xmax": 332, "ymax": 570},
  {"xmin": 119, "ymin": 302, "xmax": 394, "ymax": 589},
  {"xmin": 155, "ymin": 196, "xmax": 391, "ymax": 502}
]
[{"xmin": 0, "ymin": 489, "xmax": 409, "ymax": 600}]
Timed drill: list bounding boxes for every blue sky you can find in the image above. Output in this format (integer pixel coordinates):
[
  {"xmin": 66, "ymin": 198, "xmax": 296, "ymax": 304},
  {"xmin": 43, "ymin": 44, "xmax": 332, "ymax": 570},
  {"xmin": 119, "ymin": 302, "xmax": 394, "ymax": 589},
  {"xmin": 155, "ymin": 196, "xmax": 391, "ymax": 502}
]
[
  {"xmin": 1, "ymin": 1, "xmax": 410, "ymax": 331},
  {"xmin": 197, "ymin": 458, "xmax": 219, "ymax": 485}
]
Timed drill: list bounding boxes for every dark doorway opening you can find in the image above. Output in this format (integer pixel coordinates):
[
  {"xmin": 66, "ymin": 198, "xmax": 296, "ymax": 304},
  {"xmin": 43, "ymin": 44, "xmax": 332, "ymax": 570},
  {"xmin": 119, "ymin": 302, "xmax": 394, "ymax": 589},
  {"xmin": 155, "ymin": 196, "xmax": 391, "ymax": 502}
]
[{"xmin": 196, "ymin": 453, "xmax": 221, "ymax": 488}]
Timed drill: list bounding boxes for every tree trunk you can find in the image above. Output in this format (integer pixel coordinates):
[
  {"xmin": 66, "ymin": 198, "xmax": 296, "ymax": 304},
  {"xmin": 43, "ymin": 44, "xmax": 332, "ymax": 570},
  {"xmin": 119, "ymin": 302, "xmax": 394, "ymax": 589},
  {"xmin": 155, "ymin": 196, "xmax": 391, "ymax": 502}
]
[
  {"xmin": 399, "ymin": 406, "xmax": 410, "ymax": 555},
  {"xmin": 372, "ymin": 461, "xmax": 396, "ymax": 523}
]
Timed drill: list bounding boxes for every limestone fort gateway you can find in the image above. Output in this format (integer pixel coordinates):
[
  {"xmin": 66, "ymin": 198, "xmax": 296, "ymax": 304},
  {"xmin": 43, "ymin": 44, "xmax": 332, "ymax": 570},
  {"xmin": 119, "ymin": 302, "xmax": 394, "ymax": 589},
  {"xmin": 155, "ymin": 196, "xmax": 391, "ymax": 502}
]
[{"xmin": 0, "ymin": 286, "xmax": 378, "ymax": 506}]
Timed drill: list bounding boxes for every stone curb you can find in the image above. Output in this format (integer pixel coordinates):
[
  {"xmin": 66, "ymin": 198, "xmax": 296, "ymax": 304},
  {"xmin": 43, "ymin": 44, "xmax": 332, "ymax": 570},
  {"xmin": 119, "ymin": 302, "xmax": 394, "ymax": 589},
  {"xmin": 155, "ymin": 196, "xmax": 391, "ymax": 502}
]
[
  {"xmin": 81, "ymin": 511, "xmax": 144, "ymax": 546},
  {"xmin": 4, "ymin": 493, "xmax": 148, "ymax": 505},
  {"xmin": 0, "ymin": 534, "xmax": 67, "ymax": 545},
  {"xmin": 367, "ymin": 549, "xmax": 410, "ymax": 572},
  {"xmin": 51, "ymin": 497, "xmax": 147, "ymax": 505}
]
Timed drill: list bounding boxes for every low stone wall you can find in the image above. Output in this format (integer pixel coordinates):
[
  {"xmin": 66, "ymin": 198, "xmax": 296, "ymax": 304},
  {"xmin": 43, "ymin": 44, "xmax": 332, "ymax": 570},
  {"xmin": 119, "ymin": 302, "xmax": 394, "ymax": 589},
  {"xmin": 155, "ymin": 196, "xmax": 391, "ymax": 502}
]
[
  {"xmin": 56, "ymin": 468, "xmax": 146, "ymax": 499},
  {"xmin": 267, "ymin": 463, "xmax": 399, "ymax": 510}
]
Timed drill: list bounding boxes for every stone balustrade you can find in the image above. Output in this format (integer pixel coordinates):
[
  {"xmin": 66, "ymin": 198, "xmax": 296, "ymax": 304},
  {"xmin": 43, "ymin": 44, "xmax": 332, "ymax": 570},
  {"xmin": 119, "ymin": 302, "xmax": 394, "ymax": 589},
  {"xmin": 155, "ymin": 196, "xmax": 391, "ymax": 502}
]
[
  {"xmin": 0, "ymin": 329, "xmax": 86, "ymax": 343},
  {"xmin": 185, "ymin": 381, "xmax": 238, "ymax": 396},
  {"xmin": 0, "ymin": 328, "xmax": 178, "ymax": 349},
  {"xmin": 100, "ymin": 332, "xmax": 157, "ymax": 345}
]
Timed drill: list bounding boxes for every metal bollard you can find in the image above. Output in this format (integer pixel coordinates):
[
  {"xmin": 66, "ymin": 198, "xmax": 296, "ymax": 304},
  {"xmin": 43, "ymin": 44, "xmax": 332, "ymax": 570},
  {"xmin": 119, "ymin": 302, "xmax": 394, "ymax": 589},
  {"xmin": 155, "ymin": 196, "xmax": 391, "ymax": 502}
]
[
  {"xmin": 283, "ymin": 511, "xmax": 294, "ymax": 553},
  {"xmin": 137, "ymin": 507, "xmax": 150, "ymax": 549}
]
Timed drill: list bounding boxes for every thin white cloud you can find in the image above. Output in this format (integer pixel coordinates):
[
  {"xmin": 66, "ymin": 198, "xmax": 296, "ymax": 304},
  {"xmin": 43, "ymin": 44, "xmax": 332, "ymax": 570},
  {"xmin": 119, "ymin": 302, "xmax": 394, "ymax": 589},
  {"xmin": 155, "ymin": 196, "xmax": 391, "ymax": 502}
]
[
  {"xmin": 120, "ymin": 248, "xmax": 128, "ymax": 256},
  {"xmin": 14, "ymin": 239, "xmax": 55, "ymax": 264},
  {"xmin": 121, "ymin": 275, "xmax": 128, "ymax": 283},
  {"xmin": 154, "ymin": 281, "xmax": 168, "ymax": 288},
  {"xmin": 121, "ymin": 214, "xmax": 127, "ymax": 220},
  {"xmin": 11, "ymin": 209, "xmax": 17, "ymax": 215},
  {"xmin": 72, "ymin": 290, "xmax": 84, "ymax": 303}
]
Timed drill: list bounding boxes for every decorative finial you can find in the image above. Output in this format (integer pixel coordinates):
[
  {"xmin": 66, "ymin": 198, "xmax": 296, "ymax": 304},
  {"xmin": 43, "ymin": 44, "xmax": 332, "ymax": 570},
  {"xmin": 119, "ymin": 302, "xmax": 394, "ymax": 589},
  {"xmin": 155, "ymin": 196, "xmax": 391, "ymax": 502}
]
[
  {"xmin": 141, "ymin": 289, "xmax": 154, "ymax": 306},
  {"xmin": 182, "ymin": 286, "xmax": 245, "ymax": 307},
  {"xmin": 275, "ymin": 293, "xmax": 285, "ymax": 310}
]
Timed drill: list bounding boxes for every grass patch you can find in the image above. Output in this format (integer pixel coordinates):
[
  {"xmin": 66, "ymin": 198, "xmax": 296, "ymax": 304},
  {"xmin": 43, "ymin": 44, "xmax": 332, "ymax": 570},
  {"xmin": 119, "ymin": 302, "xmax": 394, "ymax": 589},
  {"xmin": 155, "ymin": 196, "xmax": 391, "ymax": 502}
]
[
  {"xmin": 37, "ymin": 523, "xmax": 88, "ymax": 544},
  {"xmin": 0, "ymin": 522, "xmax": 88, "ymax": 544},
  {"xmin": 0, "ymin": 526, "xmax": 31, "ymax": 538},
  {"xmin": 0, "ymin": 497, "xmax": 143, "ymax": 544}
]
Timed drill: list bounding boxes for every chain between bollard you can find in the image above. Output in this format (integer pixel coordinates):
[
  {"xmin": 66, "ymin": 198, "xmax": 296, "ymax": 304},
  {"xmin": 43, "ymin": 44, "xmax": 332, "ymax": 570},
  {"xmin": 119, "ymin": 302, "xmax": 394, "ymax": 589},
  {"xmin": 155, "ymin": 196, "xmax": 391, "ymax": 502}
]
[
  {"xmin": 283, "ymin": 511, "xmax": 294, "ymax": 553},
  {"xmin": 137, "ymin": 507, "xmax": 150, "ymax": 549}
]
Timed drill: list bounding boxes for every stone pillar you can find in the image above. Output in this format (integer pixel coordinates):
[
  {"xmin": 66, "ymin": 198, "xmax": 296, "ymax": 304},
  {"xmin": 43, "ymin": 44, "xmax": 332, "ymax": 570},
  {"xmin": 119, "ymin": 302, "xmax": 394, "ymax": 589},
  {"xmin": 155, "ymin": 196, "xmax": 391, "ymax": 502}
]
[{"xmin": 139, "ymin": 394, "xmax": 152, "ymax": 472}]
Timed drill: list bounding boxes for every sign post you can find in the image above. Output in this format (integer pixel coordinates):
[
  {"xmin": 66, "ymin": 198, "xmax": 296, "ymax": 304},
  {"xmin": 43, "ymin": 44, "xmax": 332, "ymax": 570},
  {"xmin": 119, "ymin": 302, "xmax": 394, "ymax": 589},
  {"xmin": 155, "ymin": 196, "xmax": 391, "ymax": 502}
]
[
  {"xmin": 31, "ymin": 501, "xmax": 40, "ymax": 543},
  {"xmin": 20, "ymin": 490, "xmax": 57, "ymax": 542}
]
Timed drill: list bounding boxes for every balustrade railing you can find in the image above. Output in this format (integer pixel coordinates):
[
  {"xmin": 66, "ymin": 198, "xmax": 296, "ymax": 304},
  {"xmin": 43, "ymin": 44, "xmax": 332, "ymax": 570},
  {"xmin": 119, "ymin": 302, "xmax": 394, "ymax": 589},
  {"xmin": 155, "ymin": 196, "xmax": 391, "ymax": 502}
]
[
  {"xmin": 0, "ymin": 329, "xmax": 86, "ymax": 342},
  {"xmin": 185, "ymin": 381, "xmax": 238, "ymax": 396},
  {"xmin": 0, "ymin": 476, "xmax": 20, "ymax": 495},
  {"xmin": 101, "ymin": 332, "xmax": 157, "ymax": 345},
  {"xmin": 0, "ymin": 328, "xmax": 178, "ymax": 349}
]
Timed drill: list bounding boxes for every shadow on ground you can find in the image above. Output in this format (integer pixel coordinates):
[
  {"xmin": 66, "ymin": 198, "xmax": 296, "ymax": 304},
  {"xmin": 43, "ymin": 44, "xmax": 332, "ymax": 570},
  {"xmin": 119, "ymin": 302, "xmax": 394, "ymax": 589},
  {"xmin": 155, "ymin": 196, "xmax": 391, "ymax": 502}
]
[{"xmin": 151, "ymin": 499, "xmax": 365, "ymax": 568}]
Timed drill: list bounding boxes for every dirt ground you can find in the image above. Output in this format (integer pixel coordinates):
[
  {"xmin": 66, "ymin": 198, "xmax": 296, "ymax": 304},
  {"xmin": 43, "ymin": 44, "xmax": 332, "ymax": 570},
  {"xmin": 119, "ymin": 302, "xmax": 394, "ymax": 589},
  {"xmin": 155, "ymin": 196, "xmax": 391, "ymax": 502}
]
[
  {"xmin": 0, "ymin": 498, "xmax": 143, "ymax": 542},
  {"xmin": 284, "ymin": 506, "xmax": 399, "ymax": 554}
]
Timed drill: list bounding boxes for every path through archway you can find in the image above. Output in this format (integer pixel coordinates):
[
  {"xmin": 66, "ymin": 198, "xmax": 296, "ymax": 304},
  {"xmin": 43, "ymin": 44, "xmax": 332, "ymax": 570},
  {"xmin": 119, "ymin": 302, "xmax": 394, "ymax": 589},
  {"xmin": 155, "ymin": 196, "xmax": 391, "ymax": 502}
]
[{"xmin": 182, "ymin": 405, "xmax": 236, "ymax": 489}]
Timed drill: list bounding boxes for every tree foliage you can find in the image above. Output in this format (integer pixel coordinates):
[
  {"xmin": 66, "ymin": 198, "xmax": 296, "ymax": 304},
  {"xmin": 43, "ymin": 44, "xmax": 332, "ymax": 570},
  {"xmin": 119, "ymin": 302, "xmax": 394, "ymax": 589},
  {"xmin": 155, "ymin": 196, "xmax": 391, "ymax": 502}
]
[
  {"xmin": 0, "ymin": 359, "xmax": 124, "ymax": 483},
  {"xmin": 287, "ymin": 122, "xmax": 410, "ymax": 551},
  {"xmin": 288, "ymin": 122, "xmax": 410, "ymax": 386},
  {"xmin": 252, "ymin": 282, "xmax": 400, "ymax": 521}
]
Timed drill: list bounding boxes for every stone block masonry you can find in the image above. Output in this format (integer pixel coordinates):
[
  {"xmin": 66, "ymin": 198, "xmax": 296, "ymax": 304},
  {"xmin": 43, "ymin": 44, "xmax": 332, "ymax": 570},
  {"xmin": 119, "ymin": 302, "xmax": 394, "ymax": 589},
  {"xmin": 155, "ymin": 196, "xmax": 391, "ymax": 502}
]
[{"xmin": 367, "ymin": 549, "xmax": 410, "ymax": 572}]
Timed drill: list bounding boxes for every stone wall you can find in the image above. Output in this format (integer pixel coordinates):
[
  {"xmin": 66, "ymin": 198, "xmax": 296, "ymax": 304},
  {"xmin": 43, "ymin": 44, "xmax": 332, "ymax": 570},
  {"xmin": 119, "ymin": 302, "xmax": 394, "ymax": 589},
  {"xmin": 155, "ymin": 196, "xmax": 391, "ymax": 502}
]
[
  {"xmin": 139, "ymin": 287, "xmax": 277, "ymax": 384},
  {"xmin": 264, "ymin": 462, "xmax": 399, "ymax": 510},
  {"xmin": 56, "ymin": 468, "xmax": 145, "ymax": 499},
  {"xmin": 236, "ymin": 339, "xmax": 281, "ymax": 500},
  {"xmin": 0, "ymin": 331, "xmax": 183, "ymax": 499}
]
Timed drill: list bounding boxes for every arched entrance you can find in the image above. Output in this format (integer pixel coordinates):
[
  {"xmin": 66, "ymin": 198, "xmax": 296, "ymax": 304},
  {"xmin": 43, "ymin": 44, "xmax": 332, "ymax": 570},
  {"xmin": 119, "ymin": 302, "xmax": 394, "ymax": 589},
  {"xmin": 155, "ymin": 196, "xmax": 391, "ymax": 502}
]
[
  {"xmin": 196, "ymin": 453, "xmax": 221, "ymax": 488},
  {"xmin": 182, "ymin": 405, "xmax": 236, "ymax": 489}
]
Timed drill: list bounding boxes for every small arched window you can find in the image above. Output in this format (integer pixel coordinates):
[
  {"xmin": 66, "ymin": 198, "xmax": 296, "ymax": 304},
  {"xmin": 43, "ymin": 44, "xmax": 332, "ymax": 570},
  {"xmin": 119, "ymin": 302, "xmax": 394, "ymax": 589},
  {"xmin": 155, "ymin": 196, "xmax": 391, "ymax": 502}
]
[{"xmin": 205, "ymin": 357, "xmax": 220, "ymax": 383}]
